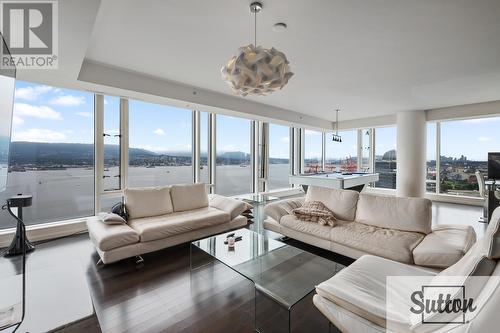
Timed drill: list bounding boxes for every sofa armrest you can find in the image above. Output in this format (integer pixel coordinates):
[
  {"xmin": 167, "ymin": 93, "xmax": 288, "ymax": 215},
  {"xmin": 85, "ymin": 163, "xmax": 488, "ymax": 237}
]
[
  {"xmin": 208, "ymin": 194, "xmax": 251, "ymax": 220},
  {"xmin": 264, "ymin": 197, "xmax": 305, "ymax": 223},
  {"xmin": 86, "ymin": 216, "xmax": 140, "ymax": 251},
  {"xmin": 413, "ymin": 224, "xmax": 476, "ymax": 268}
]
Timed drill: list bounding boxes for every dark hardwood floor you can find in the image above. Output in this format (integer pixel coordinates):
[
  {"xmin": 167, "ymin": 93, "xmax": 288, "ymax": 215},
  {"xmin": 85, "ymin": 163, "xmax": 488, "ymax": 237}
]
[{"xmin": 0, "ymin": 200, "xmax": 482, "ymax": 333}]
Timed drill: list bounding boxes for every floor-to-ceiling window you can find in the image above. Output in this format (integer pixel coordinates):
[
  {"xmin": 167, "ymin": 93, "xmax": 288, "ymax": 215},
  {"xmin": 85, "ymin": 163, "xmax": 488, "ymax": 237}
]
[
  {"xmin": 128, "ymin": 100, "xmax": 192, "ymax": 187},
  {"xmin": 200, "ymin": 112, "xmax": 209, "ymax": 184},
  {"xmin": 103, "ymin": 96, "xmax": 121, "ymax": 191},
  {"xmin": 215, "ymin": 115, "xmax": 251, "ymax": 196},
  {"xmin": 426, "ymin": 123, "xmax": 437, "ymax": 193},
  {"xmin": 325, "ymin": 130, "xmax": 358, "ymax": 172},
  {"xmin": 439, "ymin": 117, "xmax": 500, "ymax": 197},
  {"xmin": 1, "ymin": 81, "xmax": 95, "ymax": 228},
  {"xmin": 268, "ymin": 123, "xmax": 290, "ymax": 190},
  {"xmin": 304, "ymin": 129, "xmax": 322, "ymax": 173},
  {"xmin": 374, "ymin": 127, "xmax": 397, "ymax": 189}
]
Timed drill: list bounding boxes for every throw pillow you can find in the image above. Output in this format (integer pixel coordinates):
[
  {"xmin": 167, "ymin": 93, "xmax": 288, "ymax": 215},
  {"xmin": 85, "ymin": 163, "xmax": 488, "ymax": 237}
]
[
  {"xmin": 292, "ymin": 201, "xmax": 336, "ymax": 227},
  {"xmin": 98, "ymin": 212, "xmax": 126, "ymax": 225}
]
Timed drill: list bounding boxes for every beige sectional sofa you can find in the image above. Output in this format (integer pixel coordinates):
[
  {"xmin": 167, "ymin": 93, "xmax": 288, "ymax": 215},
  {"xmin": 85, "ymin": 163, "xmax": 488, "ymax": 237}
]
[
  {"xmin": 313, "ymin": 208, "xmax": 500, "ymax": 333},
  {"xmin": 264, "ymin": 186, "xmax": 476, "ymax": 268},
  {"xmin": 87, "ymin": 183, "xmax": 248, "ymax": 264}
]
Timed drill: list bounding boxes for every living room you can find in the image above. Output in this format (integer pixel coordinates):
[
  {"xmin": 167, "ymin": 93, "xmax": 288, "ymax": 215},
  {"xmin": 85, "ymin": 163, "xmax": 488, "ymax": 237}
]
[{"xmin": 1, "ymin": 0, "xmax": 500, "ymax": 332}]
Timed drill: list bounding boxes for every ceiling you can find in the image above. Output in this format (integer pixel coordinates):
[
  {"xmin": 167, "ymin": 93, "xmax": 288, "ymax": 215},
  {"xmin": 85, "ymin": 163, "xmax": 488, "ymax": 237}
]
[{"xmin": 19, "ymin": 0, "xmax": 500, "ymax": 124}]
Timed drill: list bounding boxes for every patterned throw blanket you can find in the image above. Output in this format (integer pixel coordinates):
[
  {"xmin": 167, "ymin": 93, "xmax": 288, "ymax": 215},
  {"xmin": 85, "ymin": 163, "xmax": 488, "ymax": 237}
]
[{"xmin": 292, "ymin": 201, "xmax": 336, "ymax": 227}]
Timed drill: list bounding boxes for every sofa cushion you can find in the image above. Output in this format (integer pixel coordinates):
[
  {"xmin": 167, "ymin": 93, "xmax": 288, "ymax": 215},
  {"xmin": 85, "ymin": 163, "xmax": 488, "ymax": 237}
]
[
  {"xmin": 355, "ymin": 194, "xmax": 431, "ymax": 234},
  {"xmin": 485, "ymin": 206, "xmax": 500, "ymax": 259},
  {"xmin": 280, "ymin": 214, "xmax": 336, "ymax": 241},
  {"xmin": 87, "ymin": 216, "xmax": 140, "ymax": 251},
  {"xmin": 124, "ymin": 186, "xmax": 173, "ymax": 219},
  {"xmin": 330, "ymin": 221, "xmax": 425, "ymax": 264},
  {"xmin": 305, "ymin": 186, "xmax": 359, "ymax": 221},
  {"xmin": 264, "ymin": 197, "xmax": 305, "ymax": 222},
  {"xmin": 413, "ymin": 225, "xmax": 477, "ymax": 268},
  {"xmin": 170, "ymin": 183, "xmax": 208, "ymax": 212},
  {"xmin": 316, "ymin": 255, "xmax": 435, "ymax": 328},
  {"xmin": 128, "ymin": 207, "xmax": 230, "ymax": 242},
  {"xmin": 208, "ymin": 194, "xmax": 249, "ymax": 220}
]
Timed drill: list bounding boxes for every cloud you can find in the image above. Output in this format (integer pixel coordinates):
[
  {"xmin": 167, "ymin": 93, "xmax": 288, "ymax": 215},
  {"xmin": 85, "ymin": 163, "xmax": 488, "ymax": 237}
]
[
  {"xmin": 76, "ymin": 112, "xmax": 92, "ymax": 118},
  {"xmin": 50, "ymin": 95, "xmax": 85, "ymax": 106},
  {"xmin": 154, "ymin": 128, "xmax": 166, "ymax": 136},
  {"xmin": 15, "ymin": 85, "xmax": 53, "ymax": 101},
  {"xmin": 12, "ymin": 129, "xmax": 66, "ymax": 142},
  {"xmin": 281, "ymin": 136, "xmax": 290, "ymax": 143},
  {"xmin": 12, "ymin": 116, "xmax": 24, "ymax": 125},
  {"xmin": 305, "ymin": 129, "xmax": 321, "ymax": 136},
  {"xmin": 14, "ymin": 103, "xmax": 61, "ymax": 120},
  {"xmin": 477, "ymin": 136, "xmax": 492, "ymax": 142}
]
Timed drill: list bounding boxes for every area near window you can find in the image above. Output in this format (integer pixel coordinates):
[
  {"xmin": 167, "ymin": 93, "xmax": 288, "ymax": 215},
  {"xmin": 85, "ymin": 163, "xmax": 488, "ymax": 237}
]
[
  {"xmin": 374, "ymin": 127, "xmax": 397, "ymax": 189},
  {"xmin": 268, "ymin": 123, "xmax": 290, "ymax": 190},
  {"xmin": 304, "ymin": 129, "xmax": 322, "ymax": 173},
  {"xmin": 325, "ymin": 130, "xmax": 358, "ymax": 172},
  {"xmin": 215, "ymin": 115, "xmax": 251, "ymax": 196},
  {"xmin": 0, "ymin": 81, "xmax": 94, "ymax": 229},
  {"xmin": 128, "ymin": 100, "xmax": 193, "ymax": 187}
]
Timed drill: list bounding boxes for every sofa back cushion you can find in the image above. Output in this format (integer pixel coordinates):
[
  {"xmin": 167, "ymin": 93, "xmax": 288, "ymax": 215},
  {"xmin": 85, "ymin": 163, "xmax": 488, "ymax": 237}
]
[
  {"xmin": 124, "ymin": 186, "xmax": 173, "ymax": 219},
  {"xmin": 355, "ymin": 194, "xmax": 432, "ymax": 234},
  {"xmin": 170, "ymin": 183, "xmax": 209, "ymax": 212},
  {"xmin": 485, "ymin": 206, "xmax": 500, "ymax": 259},
  {"xmin": 305, "ymin": 186, "xmax": 359, "ymax": 221}
]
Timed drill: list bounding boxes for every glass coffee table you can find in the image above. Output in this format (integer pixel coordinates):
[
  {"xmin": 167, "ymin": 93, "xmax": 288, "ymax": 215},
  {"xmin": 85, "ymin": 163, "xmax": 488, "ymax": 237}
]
[{"xmin": 190, "ymin": 228, "xmax": 345, "ymax": 332}]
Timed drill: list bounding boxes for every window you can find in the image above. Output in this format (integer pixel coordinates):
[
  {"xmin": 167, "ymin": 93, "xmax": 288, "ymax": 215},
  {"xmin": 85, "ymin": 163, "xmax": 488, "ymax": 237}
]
[
  {"xmin": 200, "ymin": 112, "xmax": 209, "ymax": 184},
  {"xmin": 268, "ymin": 124, "xmax": 290, "ymax": 190},
  {"xmin": 216, "ymin": 115, "xmax": 251, "ymax": 196},
  {"xmin": 1, "ymin": 81, "xmax": 94, "ymax": 228},
  {"xmin": 360, "ymin": 129, "xmax": 371, "ymax": 172},
  {"xmin": 374, "ymin": 127, "xmax": 397, "ymax": 189},
  {"xmin": 103, "ymin": 96, "xmax": 121, "ymax": 191},
  {"xmin": 325, "ymin": 130, "xmax": 358, "ymax": 172},
  {"xmin": 128, "ymin": 100, "xmax": 192, "ymax": 187},
  {"xmin": 304, "ymin": 130, "xmax": 322, "ymax": 173},
  {"xmin": 426, "ymin": 123, "xmax": 437, "ymax": 193},
  {"xmin": 439, "ymin": 117, "xmax": 500, "ymax": 197}
]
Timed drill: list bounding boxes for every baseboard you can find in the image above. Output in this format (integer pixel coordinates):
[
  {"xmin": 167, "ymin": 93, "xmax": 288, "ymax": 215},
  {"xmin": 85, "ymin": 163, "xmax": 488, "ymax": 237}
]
[{"xmin": 0, "ymin": 219, "xmax": 88, "ymax": 248}]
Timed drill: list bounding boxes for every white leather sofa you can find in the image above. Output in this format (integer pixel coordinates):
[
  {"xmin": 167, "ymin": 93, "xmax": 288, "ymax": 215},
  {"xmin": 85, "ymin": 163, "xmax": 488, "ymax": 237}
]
[
  {"xmin": 313, "ymin": 207, "xmax": 500, "ymax": 333},
  {"xmin": 264, "ymin": 186, "xmax": 476, "ymax": 268},
  {"xmin": 87, "ymin": 183, "xmax": 248, "ymax": 264}
]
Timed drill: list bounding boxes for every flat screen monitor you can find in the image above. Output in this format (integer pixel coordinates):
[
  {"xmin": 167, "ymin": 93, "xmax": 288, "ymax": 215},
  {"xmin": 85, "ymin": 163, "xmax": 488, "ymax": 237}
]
[
  {"xmin": 488, "ymin": 152, "xmax": 500, "ymax": 180},
  {"xmin": 0, "ymin": 35, "xmax": 16, "ymax": 192}
]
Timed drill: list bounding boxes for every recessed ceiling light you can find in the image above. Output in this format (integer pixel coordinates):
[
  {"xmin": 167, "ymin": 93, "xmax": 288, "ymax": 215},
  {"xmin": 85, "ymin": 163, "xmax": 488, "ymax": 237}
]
[{"xmin": 273, "ymin": 22, "xmax": 287, "ymax": 32}]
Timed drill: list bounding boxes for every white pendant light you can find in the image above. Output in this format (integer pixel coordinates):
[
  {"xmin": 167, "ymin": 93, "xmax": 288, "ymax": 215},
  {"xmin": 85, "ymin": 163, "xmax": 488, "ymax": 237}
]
[{"xmin": 221, "ymin": 2, "xmax": 293, "ymax": 97}]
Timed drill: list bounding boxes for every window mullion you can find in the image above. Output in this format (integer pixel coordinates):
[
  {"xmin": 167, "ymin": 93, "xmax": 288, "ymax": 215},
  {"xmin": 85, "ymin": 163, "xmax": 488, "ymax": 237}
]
[{"xmin": 94, "ymin": 94, "xmax": 104, "ymax": 214}]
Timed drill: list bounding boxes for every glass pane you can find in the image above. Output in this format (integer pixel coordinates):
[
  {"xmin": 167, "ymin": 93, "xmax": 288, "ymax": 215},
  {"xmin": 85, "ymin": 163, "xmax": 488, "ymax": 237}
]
[
  {"xmin": 0, "ymin": 81, "xmax": 94, "ymax": 229},
  {"xmin": 216, "ymin": 115, "xmax": 251, "ymax": 196},
  {"xmin": 200, "ymin": 112, "xmax": 209, "ymax": 184},
  {"xmin": 439, "ymin": 117, "xmax": 500, "ymax": 197},
  {"xmin": 268, "ymin": 124, "xmax": 290, "ymax": 190},
  {"xmin": 103, "ymin": 96, "xmax": 120, "ymax": 191},
  {"xmin": 128, "ymin": 100, "xmax": 192, "ymax": 187},
  {"xmin": 325, "ymin": 130, "xmax": 358, "ymax": 172},
  {"xmin": 361, "ymin": 129, "xmax": 371, "ymax": 172},
  {"xmin": 304, "ymin": 130, "xmax": 322, "ymax": 173},
  {"xmin": 426, "ymin": 123, "xmax": 437, "ymax": 193},
  {"xmin": 374, "ymin": 127, "xmax": 397, "ymax": 189}
]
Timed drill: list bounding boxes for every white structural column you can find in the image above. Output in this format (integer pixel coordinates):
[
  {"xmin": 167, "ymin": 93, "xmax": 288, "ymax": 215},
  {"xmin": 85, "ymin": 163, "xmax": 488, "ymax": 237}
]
[{"xmin": 396, "ymin": 110, "xmax": 426, "ymax": 197}]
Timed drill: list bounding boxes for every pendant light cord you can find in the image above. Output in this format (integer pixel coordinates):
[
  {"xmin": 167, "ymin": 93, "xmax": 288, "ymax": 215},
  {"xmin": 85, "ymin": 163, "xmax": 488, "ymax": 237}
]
[{"xmin": 254, "ymin": 10, "xmax": 257, "ymax": 47}]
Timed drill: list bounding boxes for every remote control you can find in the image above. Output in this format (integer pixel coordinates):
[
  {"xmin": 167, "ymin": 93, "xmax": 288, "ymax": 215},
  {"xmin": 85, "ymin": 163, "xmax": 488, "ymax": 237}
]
[{"xmin": 226, "ymin": 233, "xmax": 235, "ymax": 238}]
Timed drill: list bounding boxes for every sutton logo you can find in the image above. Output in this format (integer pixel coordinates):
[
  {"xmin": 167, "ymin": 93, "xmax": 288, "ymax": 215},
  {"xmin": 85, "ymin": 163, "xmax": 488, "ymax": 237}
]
[{"xmin": 410, "ymin": 285, "xmax": 477, "ymax": 324}]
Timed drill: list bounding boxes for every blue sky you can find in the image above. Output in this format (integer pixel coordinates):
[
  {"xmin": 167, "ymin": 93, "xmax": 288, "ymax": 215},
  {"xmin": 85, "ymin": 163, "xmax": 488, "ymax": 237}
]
[{"xmin": 12, "ymin": 81, "xmax": 500, "ymax": 161}]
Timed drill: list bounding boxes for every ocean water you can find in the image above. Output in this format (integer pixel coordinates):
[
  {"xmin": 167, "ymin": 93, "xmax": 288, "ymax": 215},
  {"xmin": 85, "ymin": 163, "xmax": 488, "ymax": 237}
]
[{"xmin": 0, "ymin": 164, "xmax": 290, "ymax": 229}]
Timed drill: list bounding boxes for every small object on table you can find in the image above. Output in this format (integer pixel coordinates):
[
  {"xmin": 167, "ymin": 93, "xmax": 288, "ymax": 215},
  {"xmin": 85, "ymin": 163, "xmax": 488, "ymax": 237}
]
[{"xmin": 227, "ymin": 236, "xmax": 235, "ymax": 248}]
